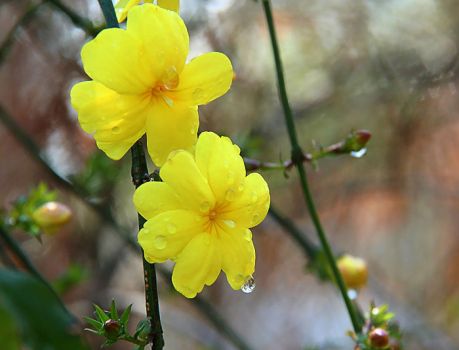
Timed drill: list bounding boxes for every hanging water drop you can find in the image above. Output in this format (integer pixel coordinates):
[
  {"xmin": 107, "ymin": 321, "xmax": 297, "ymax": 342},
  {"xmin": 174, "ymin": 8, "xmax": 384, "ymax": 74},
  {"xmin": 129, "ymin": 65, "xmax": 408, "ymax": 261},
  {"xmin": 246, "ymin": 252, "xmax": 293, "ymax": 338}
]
[
  {"xmin": 350, "ymin": 148, "xmax": 367, "ymax": 158},
  {"xmin": 200, "ymin": 201, "xmax": 211, "ymax": 213},
  {"xmin": 225, "ymin": 188, "xmax": 236, "ymax": 201},
  {"xmin": 241, "ymin": 276, "xmax": 256, "ymax": 294}
]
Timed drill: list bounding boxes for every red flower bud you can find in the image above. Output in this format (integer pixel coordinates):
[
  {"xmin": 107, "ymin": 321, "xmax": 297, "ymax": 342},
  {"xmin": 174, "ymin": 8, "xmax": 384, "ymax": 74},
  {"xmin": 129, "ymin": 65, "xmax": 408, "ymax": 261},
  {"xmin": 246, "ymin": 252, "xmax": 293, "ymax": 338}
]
[{"xmin": 369, "ymin": 328, "xmax": 390, "ymax": 349}]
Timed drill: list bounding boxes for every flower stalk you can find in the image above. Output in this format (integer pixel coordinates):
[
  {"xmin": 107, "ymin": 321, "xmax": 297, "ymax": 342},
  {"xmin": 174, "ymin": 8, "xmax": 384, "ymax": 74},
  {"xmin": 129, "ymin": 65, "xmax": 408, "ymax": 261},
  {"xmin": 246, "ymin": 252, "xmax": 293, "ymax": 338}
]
[
  {"xmin": 96, "ymin": 0, "xmax": 164, "ymax": 348},
  {"xmin": 261, "ymin": 0, "xmax": 362, "ymax": 333}
]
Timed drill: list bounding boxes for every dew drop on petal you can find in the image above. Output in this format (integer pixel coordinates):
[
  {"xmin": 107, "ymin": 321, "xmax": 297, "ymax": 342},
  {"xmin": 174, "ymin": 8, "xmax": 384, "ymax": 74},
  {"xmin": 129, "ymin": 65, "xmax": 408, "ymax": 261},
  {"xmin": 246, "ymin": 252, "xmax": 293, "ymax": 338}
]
[
  {"xmin": 251, "ymin": 213, "xmax": 260, "ymax": 225},
  {"xmin": 225, "ymin": 188, "xmax": 236, "ymax": 201},
  {"xmin": 112, "ymin": 126, "xmax": 121, "ymax": 134},
  {"xmin": 142, "ymin": 228, "xmax": 150, "ymax": 235},
  {"xmin": 166, "ymin": 223, "xmax": 177, "ymax": 234},
  {"xmin": 223, "ymin": 220, "xmax": 236, "ymax": 229},
  {"xmin": 241, "ymin": 276, "xmax": 256, "ymax": 294},
  {"xmin": 154, "ymin": 235, "xmax": 167, "ymax": 250},
  {"xmin": 250, "ymin": 192, "xmax": 258, "ymax": 203},
  {"xmin": 350, "ymin": 148, "xmax": 367, "ymax": 158},
  {"xmin": 243, "ymin": 229, "xmax": 252, "ymax": 241},
  {"xmin": 238, "ymin": 184, "xmax": 244, "ymax": 192},
  {"xmin": 200, "ymin": 201, "xmax": 211, "ymax": 213}
]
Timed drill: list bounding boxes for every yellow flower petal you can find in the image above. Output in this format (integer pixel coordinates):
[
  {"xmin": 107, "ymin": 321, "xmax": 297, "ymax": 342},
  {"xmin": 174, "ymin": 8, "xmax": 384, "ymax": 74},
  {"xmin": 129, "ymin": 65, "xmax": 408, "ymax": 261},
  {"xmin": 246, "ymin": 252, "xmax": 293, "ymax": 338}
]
[
  {"xmin": 221, "ymin": 173, "xmax": 270, "ymax": 228},
  {"xmin": 139, "ymin": 210, "xmax": 205, "ymax": 263},
  {"xmin": 133, "ymin": 182, "xmax": 182, "ymax": 219},
  {"xmin": 157, "ymin": 0, "xmax": 180, "ymax": 12},
  {"xmin": 146, "ymin": 99, "xmax": 199, "ymax": 166},
  {"xmin": 70, "ymin": 81, "xmax": 149, "ymax": 159},
  {"xmin": 115, "ymin": 0, "xmax": 140, "ymax": 23},
  {"xmin": 195, "ymin": 132, "xmax": 246, "ymax": 201},
  {"xmin": 81, "ymin": 28, "xmax": 154, "ymax": 94},
  {"xmin": 218, "ymin": 227, "xmax": 255, "ymax": 290},
  {"xmin": 127, "ymin": 4, "xmax": 189, "ymax": 79},
  {"xmin": 167, "ymin": 52, "xmax": 233, "ymax": 105},
  {"xmin": 159, "ymin": 149, "xmax": 215, "ymax": 210},
  {"xmin": 172, "ymin": 233, "xmax": 221, "ymax": 298}
]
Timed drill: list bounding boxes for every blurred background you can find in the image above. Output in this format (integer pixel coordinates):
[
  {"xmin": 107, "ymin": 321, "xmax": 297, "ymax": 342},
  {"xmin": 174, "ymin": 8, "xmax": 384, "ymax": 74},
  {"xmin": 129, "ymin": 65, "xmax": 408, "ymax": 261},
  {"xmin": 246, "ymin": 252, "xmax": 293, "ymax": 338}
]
[{"xmin": 1, "ymin": 0, "xmax": 459, "ymax": 349}]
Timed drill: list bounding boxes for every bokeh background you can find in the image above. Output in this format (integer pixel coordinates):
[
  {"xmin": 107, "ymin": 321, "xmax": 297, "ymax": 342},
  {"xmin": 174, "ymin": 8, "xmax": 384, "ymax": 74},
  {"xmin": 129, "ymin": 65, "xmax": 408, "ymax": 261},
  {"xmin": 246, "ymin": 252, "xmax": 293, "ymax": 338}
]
[{"xmin": 1, "ymin": 0, "xmax": 459, "ymax": 349}]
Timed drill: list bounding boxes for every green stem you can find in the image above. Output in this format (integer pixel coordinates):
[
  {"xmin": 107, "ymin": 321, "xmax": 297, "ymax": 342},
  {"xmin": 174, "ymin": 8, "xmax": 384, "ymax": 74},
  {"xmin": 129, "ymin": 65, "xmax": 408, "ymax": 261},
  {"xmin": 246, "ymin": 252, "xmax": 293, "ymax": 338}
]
[
  {"xmin": 261, "ymin": 0, "xmax": 362, "ymax": 333},
  {"xmin": 0, "ymin": 104, "xmax": 253, "ymax": 350},
  {"xmin": 94, "ymin": 0, "xmax": 164, "ymax": 347}
]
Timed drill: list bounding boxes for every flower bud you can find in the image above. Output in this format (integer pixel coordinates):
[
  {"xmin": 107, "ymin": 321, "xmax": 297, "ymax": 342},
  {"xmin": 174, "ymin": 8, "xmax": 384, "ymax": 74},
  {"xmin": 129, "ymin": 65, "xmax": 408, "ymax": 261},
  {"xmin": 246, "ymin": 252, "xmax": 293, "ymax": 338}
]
[
  {"xmin": 337, "ymin": 254, "xmax": 368, "ymax": 289},
  {"xmin": 103, "ymin": 319, "xmax": 121, "ymax": 341},
  {"xmin": 32, "ymin": 201, "xmax": 72, "ymax": 234},
  {"xmin": 342, "ymin": 129, "xmax": 372, "ymax": 153},
  {"xmin": 369, "ymin": 328, "xmax": 389, "ymax": 349}
]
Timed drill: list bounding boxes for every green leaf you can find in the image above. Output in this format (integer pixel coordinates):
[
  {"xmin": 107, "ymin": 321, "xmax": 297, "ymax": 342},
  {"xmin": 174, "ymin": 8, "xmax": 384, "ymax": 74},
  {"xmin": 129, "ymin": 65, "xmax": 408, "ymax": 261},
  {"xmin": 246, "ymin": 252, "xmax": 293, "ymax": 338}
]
[
  {"xmin": 110, "ymin": 299, "xmax": 118, "ymax": 320},
  {"xmin": 0, "ymin": 305, "xmax": 21, "ymax": 350},
  {"xmin": 120, "ymin": 304, "xmax": 132, "ymax": 325},
  {"xmin": 83, "ymin": 316, "xmax": 103, "ymax": 331},
  {"xmin": 94, "ymin": 304, "xmax": 110, "ymax": 322},
  {"xmin": 0, "ymin": 268, "xmax": 89, "ymax": 350}
]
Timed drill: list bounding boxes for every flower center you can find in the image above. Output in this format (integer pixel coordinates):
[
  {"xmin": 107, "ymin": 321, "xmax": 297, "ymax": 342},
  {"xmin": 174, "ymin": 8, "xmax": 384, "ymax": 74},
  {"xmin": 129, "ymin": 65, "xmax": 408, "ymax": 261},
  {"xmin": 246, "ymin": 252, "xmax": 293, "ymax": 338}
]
[
  {"xmin": 148, "ymin": 66, "xmax": 179, "ymax": 107},
  {"xmin": 209, "ymin": 210, "xmax": 218, "ymax": 221}
]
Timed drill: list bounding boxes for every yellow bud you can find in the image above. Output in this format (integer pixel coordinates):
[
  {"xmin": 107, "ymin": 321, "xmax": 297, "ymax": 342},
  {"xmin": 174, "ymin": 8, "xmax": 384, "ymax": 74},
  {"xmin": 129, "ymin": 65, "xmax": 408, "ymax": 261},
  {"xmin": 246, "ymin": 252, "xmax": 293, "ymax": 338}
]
[
  {"xmin": 337, "ymin": 254, "xmax": 368, "ymax": 289},
  {"xmin": 32, "ymin": 201, "xmax": 72, "ymax": 234},
  {"xmin": 157, "ymin": 0, "xmax": 180, "ymax": 12}
]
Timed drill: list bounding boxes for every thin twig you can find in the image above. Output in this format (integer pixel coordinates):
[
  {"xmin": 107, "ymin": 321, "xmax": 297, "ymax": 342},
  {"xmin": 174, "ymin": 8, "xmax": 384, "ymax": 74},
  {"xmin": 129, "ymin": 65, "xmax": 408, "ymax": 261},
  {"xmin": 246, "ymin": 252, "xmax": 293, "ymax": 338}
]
[
  {"xmin": 261, "ymin": 0, "xmax": 362, "ymax": 333},
  {"xmin": 0, "ymin": 104, "xmax": 254, "ymax": 350}
]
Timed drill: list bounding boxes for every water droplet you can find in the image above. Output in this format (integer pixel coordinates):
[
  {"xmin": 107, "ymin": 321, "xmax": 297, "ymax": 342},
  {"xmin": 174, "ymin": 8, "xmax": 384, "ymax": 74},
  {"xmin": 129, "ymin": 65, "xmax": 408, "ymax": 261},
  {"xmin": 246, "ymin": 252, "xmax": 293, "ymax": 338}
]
[
  {"xmin": 192, "ymin": 88, "xmax": 204, "ymax": 102},
  {"xmin": 227, "ymin": 171, "xmax": 235, "ymax": 185},
  {"xmin": 166, "ymin": 223, "xmax": 176, "ymax": 234},
  {"xmin": 347, "ymin": 289, "xmax": 358, "ymax": 300},
  {"xmin": 200, "ymin": 201, "xmax": 211, "ymax": 213},
  {"xmin": 224, "ymin": 220, "xmax": 236, "ymax": 228},
  {"xmin": 142, "ymin": 228, "xmax": 150, "ymax": 235},
  {"xmin": 251, "ymin": 213, "xmax": 260, "ymax": 225},
  {"xmin": 162, "ymin": 95, "xmax": 174, "ymax": 107},
  {"xmin": 112, "ymin": 126, "xmax": 121, "ymax": 134},
  {"xmin": 250, "ymin": 192, "xmax": 258, "ymax": 203},
  {"xmin": 350, "ymin": 148, "xmax": 367, "ymax": 158},
  {"xmin": 225, "ymin": 188, "xmax": 236, "ymax": 201},
  {"xmin": 162, "ymin": 66, "xmax": 179, "ymax": 90},
  {"xmin": 243, "ymin": 229, "xmax": 252, "ymax": 241},
  {"xmin": 241, "ymin": 276, "xmax": 256, "ymax": 294},
  {"xmin": 237, "ymin": 184, "xmax": 244, "ymax": 192},
  {"xmin": 154, "ymin": 235, "xmax": 167, "ymax": 250}
]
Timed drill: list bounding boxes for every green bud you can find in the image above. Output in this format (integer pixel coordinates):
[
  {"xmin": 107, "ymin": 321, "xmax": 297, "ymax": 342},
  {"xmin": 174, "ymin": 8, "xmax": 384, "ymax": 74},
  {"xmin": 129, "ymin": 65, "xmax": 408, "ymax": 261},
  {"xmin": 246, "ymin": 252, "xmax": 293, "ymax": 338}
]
[{"xmin": 103, "ymin": 319, "xmax": 121, "ymax": 341}]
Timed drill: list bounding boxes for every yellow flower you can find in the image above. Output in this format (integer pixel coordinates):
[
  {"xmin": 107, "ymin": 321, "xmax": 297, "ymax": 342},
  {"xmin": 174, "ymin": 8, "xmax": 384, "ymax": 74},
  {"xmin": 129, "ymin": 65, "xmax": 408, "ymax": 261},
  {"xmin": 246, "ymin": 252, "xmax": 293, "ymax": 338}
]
[
  {"xmin": 71, "ymin": 4, "xmax": 233, "ymax": 166},
  {"xmin": 133, "ymin": 132, "xmax": 270, "ymax": 298}
]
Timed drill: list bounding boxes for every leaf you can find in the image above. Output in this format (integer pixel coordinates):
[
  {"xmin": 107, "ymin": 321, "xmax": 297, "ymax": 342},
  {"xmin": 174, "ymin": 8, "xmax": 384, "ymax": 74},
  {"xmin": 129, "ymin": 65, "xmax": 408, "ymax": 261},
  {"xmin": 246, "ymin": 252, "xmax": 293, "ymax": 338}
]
[
  {"xmin": 94, "ymin": 304, "xmax": 110, "ymax": 322},
  {"xmin": 83, "ymin": 316, "xmax": 103, "ymax": 331},
  {"xmin": 110, "ymin": 299, "xmax": 118, "ymax": 320},
  {"xmin": 120, "ymin": 304, "xmax": 132, "ymax": 325},
  {"xmin": 0, "ymin": 305, "xmax": 21, "ymax": 350},
  {"xmin": 0, "ymin": 268, "xmax": 89, "ymax": 350}
]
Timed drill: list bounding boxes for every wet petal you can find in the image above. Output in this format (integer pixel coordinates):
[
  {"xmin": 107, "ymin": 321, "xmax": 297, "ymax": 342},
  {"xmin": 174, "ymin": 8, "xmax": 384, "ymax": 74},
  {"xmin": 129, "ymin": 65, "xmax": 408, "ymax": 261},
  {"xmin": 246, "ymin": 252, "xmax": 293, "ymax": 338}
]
[
  {"xmin": 127, "ymin": 4, "xmax": 189, "ymax": 79},
  {"xmin": 220, "ymin": 173, "xmax": 270, "ymax": 228},
  {"xmin": 195, "ymin": 132, "xmax": 246, "ymax": 202},
  {"xmin": 172, "ymin": 233, "xmax": 221, "ymax": 298},
  {"xmin": 81, "ymin": 28, "xmax": 154, "ymax": 94},
  {"xmin": 218, "ymin": 227, "xmax": 255, "ymax": 290},
  {"xmin": 168, "ymin": 52, "xmax": 233, "ymax": 105},
  {"xmin": 139, "ymin": 210, "xmax": 205, "ymax": 263},
  {"xmin": 145, "ymin": 98, "xmax": 199, "ymax": 166},
  {"xmin": 133, "ymin": 182, "xmax": 182, "ymax": 220},
  {"xmin": 71, "ymin": 81, "xmax": 149, "ymax": 160},
  {"xmin": 159, "ymin": 149, "xmax": 215, "ymax": 211},
  {"xmin": 115, "ymin": 0, "xmax": 140, "ymax": 23}
]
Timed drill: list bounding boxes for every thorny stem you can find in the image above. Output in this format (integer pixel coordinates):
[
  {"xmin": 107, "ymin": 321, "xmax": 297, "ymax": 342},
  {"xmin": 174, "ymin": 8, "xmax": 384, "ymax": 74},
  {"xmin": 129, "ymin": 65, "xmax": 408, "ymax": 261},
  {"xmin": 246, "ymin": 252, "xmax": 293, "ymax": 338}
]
[
  {"xmin": 96, "ymin": 0, "xmax": 164, "ymax": 348},
  {"xmin": 261, "ymin": 0, "xmax": 362, "ymax": 333},
  {"xmin": 0, "ymin": 104, "xmax": 254, "ymax": 350}
]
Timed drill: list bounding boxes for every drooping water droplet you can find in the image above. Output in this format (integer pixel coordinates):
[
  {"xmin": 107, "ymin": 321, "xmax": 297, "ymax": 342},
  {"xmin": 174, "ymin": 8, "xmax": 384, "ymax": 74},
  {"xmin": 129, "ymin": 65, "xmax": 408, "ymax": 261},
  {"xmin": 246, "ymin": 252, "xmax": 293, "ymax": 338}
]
[
  {"xmin": 225, "ymin": 188, "xmax": 236, "ymax": 201},
  {"xmin": 227, "ymin": 171, "xmax": 235, "ymax": 185},
  {"xmin": 112, "ymin": 126, "xmax": 121, "ymax": 134},
  {"xmin": 166, "ymin": 223, "xmax": 177, "ymax": 234},
  {"xmin": 192, "ymin": 88, "xmax": 205, "ymax": 102},
  {"xmin": 162, "ymin": 66, "xmax": 179, "ymax": 90},
  {"xmin": 154, "ymin": 235, "xmax": 167, "ymax": 250},
  {"xmin": 350, "ymin": 148, "xmax": 367, "ymax": 158},
  {"xmin": 224, "ymin": 220, "xmax": 236, "ymax": 228},
  {"xmin": 250, "ymin": 192, "xmax": 258, "ymax": 203},
  {"xmin": 162, "ymin": 95, "xmax": 174, "ymax": 107},
  {"xmin": 237, "ymin": 184, "xmax": 244, "ymax": 192},
  {"xmin": 347, "ymin": 289, "xmax": 358, "ymax": 300},
  {"xmin": 200, "ymin": 201, "xmax": 211, "ymax": 213},
  {"xmin": 142, "ymin": 228, "xmax": 150, "ymax": 235},
  {"xmin": 241, "ymin": 276, "xmax": 256, "ymax": 294}
]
